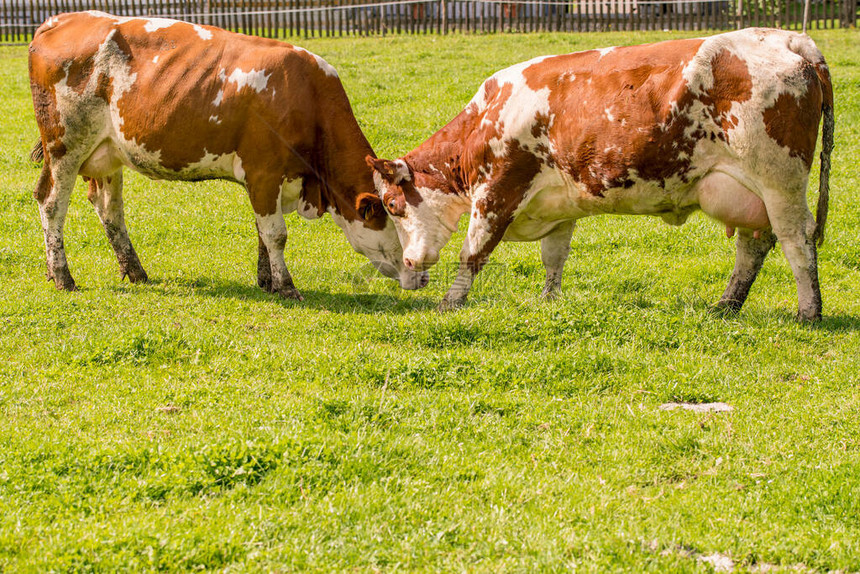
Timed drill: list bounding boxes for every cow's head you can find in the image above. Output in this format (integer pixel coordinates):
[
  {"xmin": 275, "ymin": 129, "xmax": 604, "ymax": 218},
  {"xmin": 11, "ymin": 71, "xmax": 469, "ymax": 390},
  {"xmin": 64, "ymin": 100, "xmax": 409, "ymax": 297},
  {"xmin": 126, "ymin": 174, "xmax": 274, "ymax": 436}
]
[
  {"xmin": 345, "ymin": 189, "xmax": 430, "ymax": 290},
  {"xmin": 365, "ymin": 156, "xmax": 465, "ymax": 273}
]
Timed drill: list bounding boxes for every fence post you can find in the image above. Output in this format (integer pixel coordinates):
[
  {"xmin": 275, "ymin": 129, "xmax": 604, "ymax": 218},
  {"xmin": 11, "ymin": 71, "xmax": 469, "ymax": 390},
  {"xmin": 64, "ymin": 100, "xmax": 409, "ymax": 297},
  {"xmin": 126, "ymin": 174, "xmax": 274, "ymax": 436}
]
[
  {"xmin": 840, "ymin": 0, "xmax": 856, "ymax": 27},
  {"xmin": 802, "ymin": 0, "xmax": 810, "ymax": 31},
  {"xmin": 441, "ymin": 0, "xmax": 448, "ymax": 32}
]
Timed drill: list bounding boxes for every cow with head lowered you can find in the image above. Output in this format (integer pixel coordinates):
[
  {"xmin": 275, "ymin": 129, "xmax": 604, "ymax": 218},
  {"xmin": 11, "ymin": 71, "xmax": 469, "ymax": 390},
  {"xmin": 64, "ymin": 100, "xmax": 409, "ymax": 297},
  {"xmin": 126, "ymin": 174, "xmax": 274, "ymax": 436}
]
[
  {"xmin": 29, "ymin": 11, "xmax": 428, "ymax": 299},
  {"xmin": 368, "ymin": 28, "xmax": 834, "ymax": 321}
]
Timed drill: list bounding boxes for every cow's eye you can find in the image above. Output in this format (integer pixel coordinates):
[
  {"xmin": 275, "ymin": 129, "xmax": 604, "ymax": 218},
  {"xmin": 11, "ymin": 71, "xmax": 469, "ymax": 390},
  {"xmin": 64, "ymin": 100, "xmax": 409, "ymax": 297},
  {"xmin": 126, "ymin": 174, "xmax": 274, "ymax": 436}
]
[{"xmin": 387, "ymin": 200, "xmax": 400, "ymax": 216}]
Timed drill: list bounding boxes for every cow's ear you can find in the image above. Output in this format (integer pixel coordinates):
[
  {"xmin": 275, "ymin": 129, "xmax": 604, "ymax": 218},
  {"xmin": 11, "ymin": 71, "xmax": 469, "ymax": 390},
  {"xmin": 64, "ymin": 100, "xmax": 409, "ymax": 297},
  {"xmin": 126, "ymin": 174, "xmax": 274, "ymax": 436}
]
[
  {"xmin": 365, "ymin": 155, "xmax": 412, "ymax": 184},
  {"xmin": 355, "ymin": 192, "xmax": 381, "ymax": 222}
]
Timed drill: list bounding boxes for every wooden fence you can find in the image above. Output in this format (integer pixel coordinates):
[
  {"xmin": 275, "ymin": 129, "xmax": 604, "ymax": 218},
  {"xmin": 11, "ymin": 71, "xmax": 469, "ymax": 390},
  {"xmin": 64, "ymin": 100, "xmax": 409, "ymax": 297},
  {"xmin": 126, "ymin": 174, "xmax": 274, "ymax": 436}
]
[{"xmin": 1, "ymin": 0, "xmax": 857, "ymax": 42}]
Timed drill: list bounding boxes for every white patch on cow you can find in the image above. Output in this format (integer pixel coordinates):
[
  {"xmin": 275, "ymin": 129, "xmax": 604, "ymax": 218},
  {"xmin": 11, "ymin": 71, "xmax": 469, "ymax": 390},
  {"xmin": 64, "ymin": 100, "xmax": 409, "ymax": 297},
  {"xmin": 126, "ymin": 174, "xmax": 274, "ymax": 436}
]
[
  {"xmin": 256, "ymin": 212, "xmax": 285, "ymax": 241},
  {"xmin": 152, "ymin": 55, "xmax": 159, "ymax": 64},
  {"xmin": 232, "ymin": 155, "xmax": 245, "ymax": 182},
  {"xmin": 193, "ymin": 25, "xmax": 213, "ymax": 40},
  {"xmin": 143, "ymin": 18, "xmax": 177, "ymax": 33},
  {"xmin": 598, "ymin": 46, "xmax": 616, "ymax": 58},
  {"xmin": 86, "ymin": 10, "xmax": 112, "ymax": 20},
  {"xmin": 213, "ymin": 90, "xmax": 224, "ymax": 107},
  {"xmin": 279, "ymin": 177, "xmax": 304, "ymax": 216},
  {"xmin": 154, "ymin": 150, "xmax": 243, "ymax": 181},
  {"xmin": 472, "ymin": 59, "xmax": 554, "ymax": 161},
  {"xmin": 208, "ymin": 115, "xmax": 221, "ymax": 124},
  {"xmin": 62, "ymin": 30, "xmax": 166, "ymax": 174},
  {"xmin": 393, "ymin": 159, "xmax": 412, "ymax": 181},
  {"xmin": 95, "ymin": 12, "xmax": 211, "ymax": 45},
  {"xmin": 605, "ymin": 108, "xmax": 615, "ymax": 122},
  {"xmin": 227, "ymin": 68, "xmax": 271, "ymax": 93},
  {"xmin": 293, "ymin": 47, "xmax": 339, "ymax": 78}
]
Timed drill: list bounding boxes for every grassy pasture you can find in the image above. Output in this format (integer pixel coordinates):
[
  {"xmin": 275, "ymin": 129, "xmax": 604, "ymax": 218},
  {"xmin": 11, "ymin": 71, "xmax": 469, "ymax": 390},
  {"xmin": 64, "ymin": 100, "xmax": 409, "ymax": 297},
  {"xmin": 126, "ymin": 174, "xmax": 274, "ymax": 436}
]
[{"xmin": 1, "ymin": 29, "xmax": 860, "ymax": 572}]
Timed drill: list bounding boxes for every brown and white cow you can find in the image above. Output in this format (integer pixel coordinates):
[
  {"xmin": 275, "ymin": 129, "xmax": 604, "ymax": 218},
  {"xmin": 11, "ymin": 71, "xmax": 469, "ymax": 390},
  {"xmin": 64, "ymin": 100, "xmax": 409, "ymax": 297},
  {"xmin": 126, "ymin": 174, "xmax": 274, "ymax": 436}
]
[
  {"xmin": 368, "ymin": 28, "xmax": 834, "ymax": 320},
  {"xmin": 29, "ymin": 11, "xmax": 427, "ymax": 299}
]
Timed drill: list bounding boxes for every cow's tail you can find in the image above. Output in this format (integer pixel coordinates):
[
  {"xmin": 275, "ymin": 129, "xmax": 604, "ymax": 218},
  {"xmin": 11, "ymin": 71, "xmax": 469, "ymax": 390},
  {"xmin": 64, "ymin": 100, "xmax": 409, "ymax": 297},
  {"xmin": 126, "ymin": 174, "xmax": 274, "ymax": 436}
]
[
  {"xmin": 30, "ymin": 138, "xmax": 44, "ymax": 164},
  {"xmin": 30, "ymin": 138, "xmax": 55, "ymax": 203},
  {"xmin": 813, "ymin": 61, "xmax": 834, "ymax": 247},
  {"xmin": 789, "ymin": 34, "xmax": 833, "ymax": 247}
]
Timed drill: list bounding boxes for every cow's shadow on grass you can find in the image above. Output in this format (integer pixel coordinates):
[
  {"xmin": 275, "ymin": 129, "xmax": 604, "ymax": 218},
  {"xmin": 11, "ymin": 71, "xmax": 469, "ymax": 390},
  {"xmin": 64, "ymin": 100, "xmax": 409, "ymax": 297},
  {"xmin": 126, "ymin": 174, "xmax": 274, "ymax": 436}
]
[
  {"xmin": 721, "ymin": 308, "xmax": 860, "ymax": 332},
  {"xmin": 810, "ymin": 313, "xmax": 860, "ymax": 332},
  {"xmin": 133, "ymin": 276, "xmax": 438, "ymax": 315}
]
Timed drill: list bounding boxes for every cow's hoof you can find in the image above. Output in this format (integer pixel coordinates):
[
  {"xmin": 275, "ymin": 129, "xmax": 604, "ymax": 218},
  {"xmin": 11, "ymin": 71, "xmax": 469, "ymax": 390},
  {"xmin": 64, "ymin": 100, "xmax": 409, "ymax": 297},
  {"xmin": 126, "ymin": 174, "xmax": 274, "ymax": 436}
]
[
  {"xmin": 710, "ymin": 300, "xmax": 741, "ymax": 317},
  {"xmin": 437, "ymin": 297, "xmax": 465, "ymax": 312},
  {"xmin": 795, "ymin": 310, "xmax": 822, "ymax": 323},
  {"xmin": 541, "ymin": 287, "xmax": 562, "ymax": 301},
  {"xmin": 277, "ymin": 286, "xmax": 304, "ymax": 301},
  {"xmin": 257, "ymin": 276, "xmax": 273, "ymax": 293},
  {"xmin": 122, "ymin": 267, "xmax": 149, "ymax": 284},
  {"xmin": 50, "ymin": 267, "xmax": 76, "ymax": 291}
]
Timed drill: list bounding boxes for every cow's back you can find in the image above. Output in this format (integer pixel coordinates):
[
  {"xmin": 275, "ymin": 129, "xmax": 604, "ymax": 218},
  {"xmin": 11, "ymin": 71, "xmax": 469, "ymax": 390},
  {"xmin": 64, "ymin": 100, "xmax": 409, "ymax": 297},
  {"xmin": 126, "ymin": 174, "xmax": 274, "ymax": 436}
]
[
  {"xmin": 453, "ymin": 29, "xmax": 827, "ymax": 204},
  {"xmin": 29, "ymin": 12, "xmax": 334, "ymax": 182}
]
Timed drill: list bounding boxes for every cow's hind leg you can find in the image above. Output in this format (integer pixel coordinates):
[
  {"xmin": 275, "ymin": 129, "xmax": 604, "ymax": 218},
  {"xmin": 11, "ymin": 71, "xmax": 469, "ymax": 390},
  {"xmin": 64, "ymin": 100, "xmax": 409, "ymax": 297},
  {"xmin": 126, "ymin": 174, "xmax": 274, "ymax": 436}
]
[
  {"xmin": 86, "ymin": 171, "xmax": 148, "ymax": 283},
  {"xmin": 255, "ymin": 226, "xmax": 273, "ymax": 292},
  {"xmin": 540, "ymin": 221, "xmax": 574, "ymax": 300},
  {"xmin": 36, "ymin": 161, "xmax": 77, "ymax": 291},
  {"xmin": 714, "ymin": 229, "xmax": 776, "ymax": 314},
  {"xmin": 763, "ymin": 191, "xmax": 822, "ymax": 322}
]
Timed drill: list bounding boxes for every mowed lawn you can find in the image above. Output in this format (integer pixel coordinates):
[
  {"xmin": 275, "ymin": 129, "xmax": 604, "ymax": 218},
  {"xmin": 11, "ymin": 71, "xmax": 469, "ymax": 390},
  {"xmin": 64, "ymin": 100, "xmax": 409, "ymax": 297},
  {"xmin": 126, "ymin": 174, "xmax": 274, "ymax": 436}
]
[{"xmin": 1, "ymin": 28, "xmax": 859, "ymax": 572}]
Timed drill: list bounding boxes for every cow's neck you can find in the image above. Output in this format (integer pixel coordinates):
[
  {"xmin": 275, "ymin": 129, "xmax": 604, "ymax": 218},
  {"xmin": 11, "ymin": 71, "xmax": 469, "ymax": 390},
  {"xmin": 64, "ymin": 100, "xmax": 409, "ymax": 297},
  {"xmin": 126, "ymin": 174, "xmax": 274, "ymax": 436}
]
[
  {"xmin": 310, "ymin": 112, "xmax": 378, "ymax": 218},
  {"xmin": 404, "ymin": 106, "xmax": 480, "ymax": 198}
]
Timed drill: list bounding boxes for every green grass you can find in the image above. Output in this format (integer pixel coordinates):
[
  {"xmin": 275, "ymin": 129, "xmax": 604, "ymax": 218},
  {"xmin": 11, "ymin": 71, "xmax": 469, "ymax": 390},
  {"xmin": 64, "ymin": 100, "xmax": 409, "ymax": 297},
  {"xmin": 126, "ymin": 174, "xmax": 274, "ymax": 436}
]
[{"xmin": 1, "ymin": 29, "xmax": 860, "ymax": 572}]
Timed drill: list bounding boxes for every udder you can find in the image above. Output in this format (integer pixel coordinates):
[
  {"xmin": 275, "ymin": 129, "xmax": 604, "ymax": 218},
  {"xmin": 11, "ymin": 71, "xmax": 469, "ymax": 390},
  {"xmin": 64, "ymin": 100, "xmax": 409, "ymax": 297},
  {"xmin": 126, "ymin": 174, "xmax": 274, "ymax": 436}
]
[
  {"xmin": 696, "ymin": 172, "xmax": 770, "ymax": 237},
  {"xmin": 78, "ymin": 140, "xmax": 123, "ymax": 178}
]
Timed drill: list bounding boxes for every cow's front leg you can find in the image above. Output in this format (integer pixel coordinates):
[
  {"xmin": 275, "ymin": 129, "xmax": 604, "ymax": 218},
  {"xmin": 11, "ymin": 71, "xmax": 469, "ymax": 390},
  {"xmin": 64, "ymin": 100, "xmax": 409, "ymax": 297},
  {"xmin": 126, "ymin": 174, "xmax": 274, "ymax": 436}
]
[
  {"xmin": 438, "ymin": 213, "xmax": 508, "ymax": 312},
  {"xmin": 255, "ymin": 228, "xmax": 273, "ymax": 293},
  {"xmin": 540, "ymin": 221, "xmax": 575, "ymax": 300},
  {"xmin": 249, "ymin": 179, "xmax": 302, "ymax": 301},
  {"xmin": 714, "ymin": 229, "xmax": 776, "ymax": 314},
  {"xmin": 253, "ymin": 212, "xmax": 302, "ymax": 301}
]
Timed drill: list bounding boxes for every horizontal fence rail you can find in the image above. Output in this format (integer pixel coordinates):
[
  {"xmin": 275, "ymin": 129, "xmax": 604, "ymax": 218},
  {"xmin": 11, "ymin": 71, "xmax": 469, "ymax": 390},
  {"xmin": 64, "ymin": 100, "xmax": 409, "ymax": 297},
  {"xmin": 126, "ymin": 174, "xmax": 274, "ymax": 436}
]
[{"xmin": 1, "ymin": 0, "xmax": 856, "ymax": 42}]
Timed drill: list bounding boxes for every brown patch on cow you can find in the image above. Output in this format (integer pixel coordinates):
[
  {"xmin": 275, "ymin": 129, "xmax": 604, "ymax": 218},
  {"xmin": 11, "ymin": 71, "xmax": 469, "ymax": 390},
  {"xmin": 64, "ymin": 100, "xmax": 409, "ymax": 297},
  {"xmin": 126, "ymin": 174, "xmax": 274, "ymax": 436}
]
[
  {"xmin": 300, "ymin": 176, "xmax": 328, "ymax": 218},
  {"xmin": 33, "ymin": 164, "xmax": 53, "ymax": 202},
  {"xmin": 470, "ymin": 141, "xmax": 542, "ymax": 264},
  {"xmin": 531, "ymin": 112, "xmax": 551, "ymax": 139},
  {"xmin": 28, "ymin": 79, "xmax": 65, "ymax": 163},
  {"xmin": 762, "ymin": 64, "xmax": 822, "ymax": 168},
  {"xmin": 518, "ymin": 39, "xmax": 707, "ymax": 194},
  {"xmin": 404, "ymin": 78, "xmax": 514, "ymax": 196},
  {"xmin": 453, "ymin": 140, "xmax": 542, "ymax": 275},
  {"xmin": 709, "ymin": 50, "xmax": 753, "ymax": 120}
]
